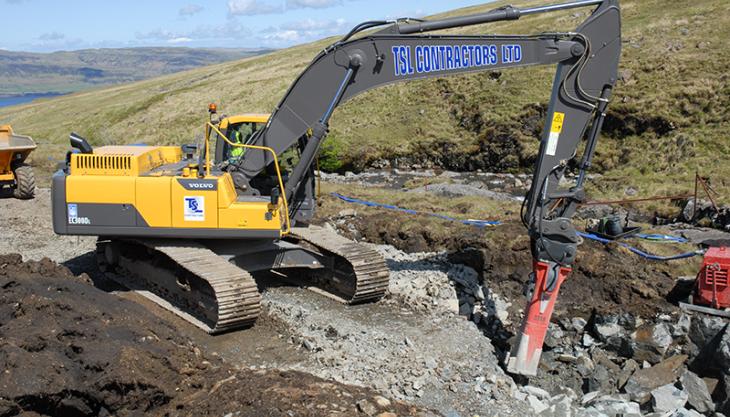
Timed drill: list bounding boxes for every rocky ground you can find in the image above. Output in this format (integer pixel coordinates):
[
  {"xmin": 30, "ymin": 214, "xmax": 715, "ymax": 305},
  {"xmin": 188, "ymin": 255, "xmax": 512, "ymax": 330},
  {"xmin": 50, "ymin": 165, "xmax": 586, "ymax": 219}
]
[{"xmin": 2, "ymin": 176, "xmax": 730, "ymax": 417}]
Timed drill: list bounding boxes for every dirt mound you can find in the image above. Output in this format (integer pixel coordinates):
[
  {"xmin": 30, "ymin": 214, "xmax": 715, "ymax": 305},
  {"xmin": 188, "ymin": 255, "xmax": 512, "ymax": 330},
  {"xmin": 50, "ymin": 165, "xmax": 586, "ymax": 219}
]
[{"xmin": 0, "ymin": 254, "xmax": 435, "ymax": 417}]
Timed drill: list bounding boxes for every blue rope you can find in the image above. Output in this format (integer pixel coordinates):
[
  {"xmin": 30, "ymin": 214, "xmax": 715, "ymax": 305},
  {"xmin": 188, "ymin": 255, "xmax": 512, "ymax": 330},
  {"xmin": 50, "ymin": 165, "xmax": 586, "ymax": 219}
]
[
  {"xmin": 330, "ymin": 192, "xmax": 697, "ymax": 261},
  {"xmin": 330, "ymin": 192, "xmax": 500, "ymax": 227},
  {"xmin": 578, "ymin": 232, "xmax": 699, "ymax": 261}
]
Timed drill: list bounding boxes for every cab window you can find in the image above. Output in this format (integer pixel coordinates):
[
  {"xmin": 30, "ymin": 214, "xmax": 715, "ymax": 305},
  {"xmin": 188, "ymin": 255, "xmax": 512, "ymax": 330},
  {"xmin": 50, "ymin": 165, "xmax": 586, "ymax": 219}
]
[{"xmin": 224, "ymin": 122, "xmax": 257, "ymax": 160}]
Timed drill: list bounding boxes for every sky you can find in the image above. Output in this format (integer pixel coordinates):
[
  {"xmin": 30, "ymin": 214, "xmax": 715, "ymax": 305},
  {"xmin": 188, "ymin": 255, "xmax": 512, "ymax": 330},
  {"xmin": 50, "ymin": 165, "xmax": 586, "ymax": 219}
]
[{"xmin": 1, "ymin": 0, "xmax": 490, "ymax": 53}]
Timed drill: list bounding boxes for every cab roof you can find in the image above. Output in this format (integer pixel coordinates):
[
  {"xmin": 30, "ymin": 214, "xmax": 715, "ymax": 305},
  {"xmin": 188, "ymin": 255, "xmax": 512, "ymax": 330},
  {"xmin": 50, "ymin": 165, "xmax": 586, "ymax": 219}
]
[{"xmin": 220, "ymin": 113, "xmax": 270, "ymax": 127}]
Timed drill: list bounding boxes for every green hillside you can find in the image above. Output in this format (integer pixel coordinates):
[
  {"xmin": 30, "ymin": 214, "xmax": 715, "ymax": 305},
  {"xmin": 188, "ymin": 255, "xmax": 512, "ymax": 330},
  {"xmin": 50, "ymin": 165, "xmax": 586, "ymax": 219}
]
[
  {"xmin": 0, "ymin": 47, "xmax": 273, "ymax": 95},
  {"xmin": 1, "ymin": 0, "xmax": 728, "ymax": 203}
]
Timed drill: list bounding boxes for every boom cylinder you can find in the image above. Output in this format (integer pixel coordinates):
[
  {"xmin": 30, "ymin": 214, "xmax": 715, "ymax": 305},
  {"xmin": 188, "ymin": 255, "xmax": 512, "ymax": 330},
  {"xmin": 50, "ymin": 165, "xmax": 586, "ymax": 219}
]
[{"xmin": 397, "ymin": 0, "xmax": 605, "ymax": 34}]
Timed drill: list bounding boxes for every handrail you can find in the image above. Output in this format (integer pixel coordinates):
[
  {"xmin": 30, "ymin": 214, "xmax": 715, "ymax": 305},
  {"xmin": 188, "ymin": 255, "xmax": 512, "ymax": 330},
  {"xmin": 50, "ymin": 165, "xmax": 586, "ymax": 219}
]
[{"xmin": 205, "ymin": 122, "xmax": 291, "ymax": 235}]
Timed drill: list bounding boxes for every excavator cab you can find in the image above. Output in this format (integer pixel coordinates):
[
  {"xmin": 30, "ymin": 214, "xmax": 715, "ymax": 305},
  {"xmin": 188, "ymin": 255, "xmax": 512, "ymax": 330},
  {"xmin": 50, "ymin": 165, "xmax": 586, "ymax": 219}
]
[{"xmin": 212, "ymin": 114, "xmax": 269, "ymax": 163}]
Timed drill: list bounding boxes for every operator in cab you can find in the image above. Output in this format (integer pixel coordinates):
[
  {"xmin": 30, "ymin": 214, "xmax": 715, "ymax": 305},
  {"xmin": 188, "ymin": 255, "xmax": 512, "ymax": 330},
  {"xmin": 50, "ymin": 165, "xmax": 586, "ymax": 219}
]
[{"xmin": 228, "ymin": 123, "xmax": 254, "ymax": 161}]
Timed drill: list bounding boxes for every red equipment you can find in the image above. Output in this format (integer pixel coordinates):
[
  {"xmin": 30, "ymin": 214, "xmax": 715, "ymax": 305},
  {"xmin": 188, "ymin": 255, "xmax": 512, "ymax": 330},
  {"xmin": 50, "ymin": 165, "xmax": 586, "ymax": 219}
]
[
  {"xmin": 695, "ymin": 247, "xmax": 730, "ymax": 309},
  {"xmin": 507, "ymin": 261, "xmax": 571, "ymax": 376}
]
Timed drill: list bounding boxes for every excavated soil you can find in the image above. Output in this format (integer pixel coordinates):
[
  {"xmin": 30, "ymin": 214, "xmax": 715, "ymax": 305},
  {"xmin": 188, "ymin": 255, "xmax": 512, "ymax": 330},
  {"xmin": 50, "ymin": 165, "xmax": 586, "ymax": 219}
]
[
  {"xmin": 328, "ymin": 210, "xmax": 686, "ymax": 323},
  {"xmin": 0, "ymin": 254, "xmax": 435, "ymax": 417}
]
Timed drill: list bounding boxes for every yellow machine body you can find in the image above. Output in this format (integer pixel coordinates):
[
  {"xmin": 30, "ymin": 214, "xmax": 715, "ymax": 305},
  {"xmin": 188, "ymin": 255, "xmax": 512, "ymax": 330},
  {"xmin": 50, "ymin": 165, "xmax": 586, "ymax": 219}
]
[{"xmin": 53, "ymin": 142, "xmax": 287, "ymax": 239}]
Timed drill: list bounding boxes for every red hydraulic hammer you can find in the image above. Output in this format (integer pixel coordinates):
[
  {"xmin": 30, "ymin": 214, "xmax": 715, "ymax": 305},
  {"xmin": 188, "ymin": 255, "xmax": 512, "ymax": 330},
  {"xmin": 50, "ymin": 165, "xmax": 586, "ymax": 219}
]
[{"xmin": 506, "ymin": 260, "xmax": 571, "ymax": 376}]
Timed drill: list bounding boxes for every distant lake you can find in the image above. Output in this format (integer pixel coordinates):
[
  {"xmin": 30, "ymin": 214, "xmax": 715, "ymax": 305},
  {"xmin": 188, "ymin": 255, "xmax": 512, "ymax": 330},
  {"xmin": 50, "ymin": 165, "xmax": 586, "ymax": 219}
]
[{"xmin": 0, "ymin": 93, "xmax": 65, "ymax": 108}]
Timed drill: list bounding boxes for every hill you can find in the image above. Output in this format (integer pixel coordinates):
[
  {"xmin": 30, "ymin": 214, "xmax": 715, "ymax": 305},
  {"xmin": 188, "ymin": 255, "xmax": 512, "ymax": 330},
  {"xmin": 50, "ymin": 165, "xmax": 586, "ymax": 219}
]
[
  {"xmin": 0, "ymin": 47, "xmax": 273, "ymax": 95},
  {"xmin": 0, "ymin": 0, "xmax": 728, "ymax": 203}
]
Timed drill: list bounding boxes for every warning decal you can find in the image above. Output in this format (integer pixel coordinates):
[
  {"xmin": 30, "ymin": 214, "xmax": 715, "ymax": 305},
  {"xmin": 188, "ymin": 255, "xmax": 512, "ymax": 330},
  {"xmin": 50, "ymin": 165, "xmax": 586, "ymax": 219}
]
[{"xmin": 546, "ymin": 112, "xmax": 565, "ymax": 156}]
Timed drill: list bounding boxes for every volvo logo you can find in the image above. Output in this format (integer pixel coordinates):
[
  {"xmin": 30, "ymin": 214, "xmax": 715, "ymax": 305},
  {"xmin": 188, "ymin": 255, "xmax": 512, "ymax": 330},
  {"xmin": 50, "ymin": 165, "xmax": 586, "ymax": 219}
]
[{"xmin": 177, "ymin": 179, "xmax": 218, "ymax": 191}]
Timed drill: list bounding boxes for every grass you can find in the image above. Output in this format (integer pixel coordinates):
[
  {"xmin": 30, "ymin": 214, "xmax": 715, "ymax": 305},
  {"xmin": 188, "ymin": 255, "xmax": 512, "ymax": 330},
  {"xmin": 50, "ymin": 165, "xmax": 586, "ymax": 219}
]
[{"xmin": 0, "ymin": 0, "xmax": 728, "ymax": 208}]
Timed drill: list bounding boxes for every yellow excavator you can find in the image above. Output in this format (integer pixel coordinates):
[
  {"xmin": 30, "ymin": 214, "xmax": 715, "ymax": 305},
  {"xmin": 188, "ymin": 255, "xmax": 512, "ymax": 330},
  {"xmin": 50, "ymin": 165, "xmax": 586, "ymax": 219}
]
[{"xmin": 53, "ymin": 0, "xmax": 622, "ymax": 376}]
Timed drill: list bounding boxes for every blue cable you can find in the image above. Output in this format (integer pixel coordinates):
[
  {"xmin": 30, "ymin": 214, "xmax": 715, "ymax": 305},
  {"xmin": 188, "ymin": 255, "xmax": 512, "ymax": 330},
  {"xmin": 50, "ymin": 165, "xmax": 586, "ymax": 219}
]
[
  {"xmin": 578, "ymin": 232, "xmax": 699, "ymax": 261},
  {"xmin": 330, "ymin": 192, "xmax": 500, "ymax": 227},
  {"xmin": 635, "ymin": 233, "xmax": 688, "ymax": 243}
]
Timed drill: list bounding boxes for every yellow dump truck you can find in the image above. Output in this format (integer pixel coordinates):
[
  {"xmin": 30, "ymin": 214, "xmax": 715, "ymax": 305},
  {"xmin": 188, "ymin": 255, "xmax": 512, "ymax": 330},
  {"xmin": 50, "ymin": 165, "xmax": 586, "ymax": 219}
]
[{"xmin": 0, "ymin": 125, "xmax": 36, "ymax": 199}]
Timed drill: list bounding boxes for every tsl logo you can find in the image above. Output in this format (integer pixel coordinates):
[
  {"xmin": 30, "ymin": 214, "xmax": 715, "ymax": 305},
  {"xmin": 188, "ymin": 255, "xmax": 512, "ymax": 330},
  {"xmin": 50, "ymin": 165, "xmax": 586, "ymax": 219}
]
[{"xmin": 184, "ymin": 196, "xmax": 205, "ymax": 222}]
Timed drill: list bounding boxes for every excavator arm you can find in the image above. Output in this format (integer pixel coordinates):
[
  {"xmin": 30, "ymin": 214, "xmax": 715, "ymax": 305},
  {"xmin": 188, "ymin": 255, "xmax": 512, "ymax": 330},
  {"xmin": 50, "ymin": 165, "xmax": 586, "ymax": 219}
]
[{"xmin": 226, "ymin": 0, "xmax": 621, "ymax": 376}]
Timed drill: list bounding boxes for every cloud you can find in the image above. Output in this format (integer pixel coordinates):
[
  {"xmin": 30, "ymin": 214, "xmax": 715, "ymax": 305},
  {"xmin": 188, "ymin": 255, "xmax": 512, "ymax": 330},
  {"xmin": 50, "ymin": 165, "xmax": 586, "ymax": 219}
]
[
  {"xmin": 286, "ymin": 0, "xmax": 341, "ymax": 9},
  {"xmin": 262, "ymin": 18, "xmax": 349, "ymax": 46},
  {"xmin": 280, "ymin": 18, "xmax": 346, "ymax": 31},
  {"xmin": 135, "ymin": 21, "xmax": 251, "ymax": 44},
  {"xmin": 264, "ymin": 30, "xmax": 301, "ymax": 42},
  {"xmin": 5, "ymin": 0, "xmax": 28, "ymax": 4},
  {"xmin": 179, "ymin": 4, "xmax": 204, "ymax": 17},
  {"xmin": 135, "ymin": 29, "xmax": 178, "ymax": 41},
  {"xmin": 168, "ymin": 37, "xmax": 193, "ymax": 44},
  {"xmin": 227, "ymin": 0, "xmax": 282, "ymax": 16},
  {"xmin": 38, "ymin": 32, "xmax": 65, "ymax": 41}
]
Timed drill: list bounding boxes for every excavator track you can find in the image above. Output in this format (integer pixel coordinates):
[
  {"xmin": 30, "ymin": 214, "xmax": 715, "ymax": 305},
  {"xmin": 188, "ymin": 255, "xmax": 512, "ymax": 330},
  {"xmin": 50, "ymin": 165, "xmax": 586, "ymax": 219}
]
[
  {"xmin": 289, "ymin": 226, "xmax": 390, "ymax": 304},
  {"xmin": 97, "ymin": 239, "xmax": 261, "ymax": 334}
]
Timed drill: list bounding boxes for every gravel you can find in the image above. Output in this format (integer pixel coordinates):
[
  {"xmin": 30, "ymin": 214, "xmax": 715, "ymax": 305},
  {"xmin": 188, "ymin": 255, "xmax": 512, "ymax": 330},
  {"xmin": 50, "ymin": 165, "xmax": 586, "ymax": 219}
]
[{"xmin": 260, "ymin": 243, "xmax": 530, "ymax": 417}]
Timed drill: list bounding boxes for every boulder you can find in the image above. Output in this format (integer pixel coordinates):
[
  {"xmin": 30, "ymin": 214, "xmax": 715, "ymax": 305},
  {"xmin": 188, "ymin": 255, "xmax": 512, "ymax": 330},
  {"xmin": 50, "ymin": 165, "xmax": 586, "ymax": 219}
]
[
  {"xmin": 586, "ymin": 350, "xmax": 621, "ymax": 394},
  {"xmin": 594, "ymin": 322, "xmax": 624, "ymax": 342},
  {"xmin": 672, "ymin": 314, "xmax": 691, "ymax": 338},
  {"xmin": 583, "ymin": 333, "xmax": 598, "ymax": 348},
  {"xmin": 690, "ymin": 323, "xmax": 730, "ymax": 377},
  {"xmin": 581, "ymin": 391, "xmax": 601, "ymax": 406},
  {"xmin": 522, "ymin": 385, "xmax": 551, "ymax": 401},
  {"xmin": 617, "ymin": 359, "xmax": 640, "ymax": 390},
  {"xmin": 650, "ymin": 383, "xmax": 688, "ymax": 413},
  {"xmin": 527, "ymin": 395, "xmax": 549, "ymax": 414},
  {"xmin": 585, "ymin": 365, "xmax": 613, "ymax": 395},
  {"xmin": 688, "ymin": 317, "xmax": 727, "ymax": 357},
  {"xmin": 544, "ymin": 323, "xmax": 565, "ymax": 350},
  {"xmin": 538, "ymin": 394, "xmax": 573, "ymax": 417},
  {"xmin": 576, "ymin": 355, "xmax": 595, "ymax": 377},
  {"xmin": 605, "ymin": 335, "xmax": 634, "ymax": 358},
  {"xmin": 632, "ymin": 322, "xmax": 674, "ymax": 364},
  {"xmin": 623, "ymin": 355, "xmax": 687, "ymax": 403},
  {"xmin": 587, "ymin": 395, "xmax": 641, "ymax": 417},
  {"xmin": 572, "ymin": 317, "xmax": 588, "ymax": 333},
  {"xmin": 679, "ymin": 370, "xmax": 714, "ymax": 414}
]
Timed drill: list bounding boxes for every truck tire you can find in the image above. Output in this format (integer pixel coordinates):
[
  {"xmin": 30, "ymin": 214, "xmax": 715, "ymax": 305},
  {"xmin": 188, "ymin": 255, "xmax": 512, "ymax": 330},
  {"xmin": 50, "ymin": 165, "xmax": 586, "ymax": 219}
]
[{"xmin": 12, "ymin": 164, "xmax": 35, "ymax": 199}]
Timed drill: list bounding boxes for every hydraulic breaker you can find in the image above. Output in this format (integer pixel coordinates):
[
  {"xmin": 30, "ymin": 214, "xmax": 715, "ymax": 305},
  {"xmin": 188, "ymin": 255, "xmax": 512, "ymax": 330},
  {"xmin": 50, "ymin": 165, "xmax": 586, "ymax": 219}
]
[{"xmin": 507, "ymin": 261, "xmax": 571, "ymax": 376}]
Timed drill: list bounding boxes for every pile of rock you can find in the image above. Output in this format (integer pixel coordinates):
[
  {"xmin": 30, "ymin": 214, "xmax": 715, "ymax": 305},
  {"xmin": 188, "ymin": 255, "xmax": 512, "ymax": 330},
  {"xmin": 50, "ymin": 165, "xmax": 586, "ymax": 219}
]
[
  {"xmin": 670, "ymin": 198, "xmax": 730, "ymax": 232},
  {"xmin": 528, "ymin": 309, "xmax": 730, "ymax": 416},
  {"xmin": 374, "ymin": 244, "xmax": 512, "ymax": 325}
]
